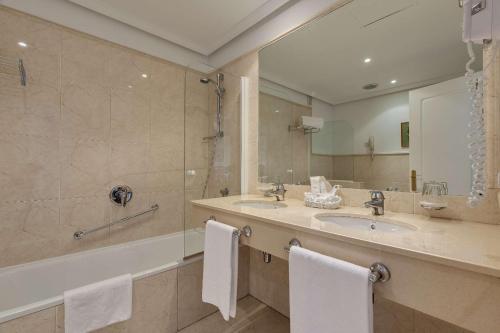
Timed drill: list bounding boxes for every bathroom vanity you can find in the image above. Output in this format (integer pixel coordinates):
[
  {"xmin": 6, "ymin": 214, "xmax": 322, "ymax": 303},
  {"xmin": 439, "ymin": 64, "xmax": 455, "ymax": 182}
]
[{"xmin": 192, "ymin": 195, "xmax": 500, "ymax": 333}]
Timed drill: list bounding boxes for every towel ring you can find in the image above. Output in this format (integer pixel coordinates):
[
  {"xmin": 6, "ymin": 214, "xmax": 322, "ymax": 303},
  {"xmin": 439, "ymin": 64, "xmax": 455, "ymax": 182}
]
[
  {"xmin": 284, "ymin": 238, "xmax": 391, "ymax": 284},
  {"xmin": 203, "ymin": 216, "xmax": 252, "ymax": 238}
]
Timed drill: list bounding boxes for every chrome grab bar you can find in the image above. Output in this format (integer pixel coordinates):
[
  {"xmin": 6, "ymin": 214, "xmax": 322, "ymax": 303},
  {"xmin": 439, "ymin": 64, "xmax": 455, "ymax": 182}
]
[
  {"xmin": 73, "ymin": 204, "xmax": 159, "ymax": 240},
  {"xmin": 284, "ymin": 238, "xmax": 391, "ymax": 283},
  {"xmin": 203, "ymin": 216, "xmax": 252, "ymax": 238}
]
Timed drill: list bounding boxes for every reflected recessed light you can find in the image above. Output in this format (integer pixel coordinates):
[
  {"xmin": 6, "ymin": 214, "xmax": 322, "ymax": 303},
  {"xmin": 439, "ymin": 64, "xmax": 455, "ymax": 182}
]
[
  {"xmin": 390, "ymin": 79, "xmax": 397, "ymax": 84},
  {"xmin": 17, "ymin": 41, "xmax": 28, "ymax": 48},
  {"xmin": 141, "ymin": 73, "xmax": 148, "ymax": 78},
  {"xmin": 274, "ymin": 109, "xmax": 280, "ymax": 113},
  {"xmin": 128, "ymin": 85, "xmax": 133, "ymax": 89},
  {"xmin": 364, "ymin": 58, "xmax": 372, "ymax": 63}
]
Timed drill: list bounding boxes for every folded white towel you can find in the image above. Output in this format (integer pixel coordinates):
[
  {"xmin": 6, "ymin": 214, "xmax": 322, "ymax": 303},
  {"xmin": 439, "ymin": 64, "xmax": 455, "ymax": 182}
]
[
  {"xmin": 310, "ymin": 176, "xmax": 321, "ymax": 194},
  {"xmin": 202, "ymin": 220, "xmax": 239, "ymax": 321},
  {"xmin": 64, "ymin": 274, "xmax": 132, "ymax": 333},
  {"xmin": 289, "ymin": 247, "xmax": 373, "ymax": 333}
]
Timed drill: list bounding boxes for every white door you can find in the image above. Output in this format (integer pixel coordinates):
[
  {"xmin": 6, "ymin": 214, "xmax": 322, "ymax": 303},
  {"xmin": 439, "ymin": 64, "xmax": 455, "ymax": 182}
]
[{"xmin": 409, "ymin": 76, "xmax": 472, "ymax": 195}]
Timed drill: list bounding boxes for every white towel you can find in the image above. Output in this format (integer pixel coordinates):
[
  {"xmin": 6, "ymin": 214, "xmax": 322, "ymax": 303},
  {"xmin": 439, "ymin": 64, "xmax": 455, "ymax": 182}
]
[
  {"xmin": 289, "ymin": 247, "xmax": 373, "ymax": 333},
  {"xmin": 202, "ymin": 220, "xmax": 239, "ymax": 321},
  {"xmin": 64, "ymin": 274, "xmax": 132, "ymax": 333}
]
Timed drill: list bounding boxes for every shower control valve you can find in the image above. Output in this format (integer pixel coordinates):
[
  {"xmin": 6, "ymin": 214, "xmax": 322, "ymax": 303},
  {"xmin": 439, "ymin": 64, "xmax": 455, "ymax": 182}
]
[{"xmin": 110, "ymin": 185, "xmax": 133, "ymax": 207}]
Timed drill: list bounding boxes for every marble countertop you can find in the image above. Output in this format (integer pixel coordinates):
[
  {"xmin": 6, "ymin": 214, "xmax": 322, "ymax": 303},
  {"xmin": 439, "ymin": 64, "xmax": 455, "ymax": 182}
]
[{"xmin": 192, "ymin": 194, "xmax": 500, "ymax": 278}]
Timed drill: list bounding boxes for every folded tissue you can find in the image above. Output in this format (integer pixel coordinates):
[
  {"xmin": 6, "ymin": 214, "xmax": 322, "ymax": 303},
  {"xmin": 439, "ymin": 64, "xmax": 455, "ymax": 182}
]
[{"xmin": 305, "ymin": 177, "xmax": 342, "ymax": 209}]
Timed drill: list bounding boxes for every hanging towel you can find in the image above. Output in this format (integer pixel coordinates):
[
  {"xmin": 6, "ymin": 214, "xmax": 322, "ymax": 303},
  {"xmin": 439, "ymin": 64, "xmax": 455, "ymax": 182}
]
[
  {"xmin": 289, "ymin": 247, "xmax": 373, "ymax": 333},
  {"xmin": 64, "ymin": 274, "xmax": 132, "ymax": 333},
  {"xmin": 202, "ymin": 220, "xmax": 239, "ymax": 321}
]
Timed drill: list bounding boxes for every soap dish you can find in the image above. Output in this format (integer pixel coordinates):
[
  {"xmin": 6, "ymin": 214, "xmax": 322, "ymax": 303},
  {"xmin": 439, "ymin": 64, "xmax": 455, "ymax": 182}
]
[{"xmin": 419, "ymin": 201, "xmax": 447, "ymax": 210}]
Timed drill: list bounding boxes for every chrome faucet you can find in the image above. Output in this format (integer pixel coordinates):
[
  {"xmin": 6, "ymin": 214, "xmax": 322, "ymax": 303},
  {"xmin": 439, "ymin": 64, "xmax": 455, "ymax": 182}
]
[
  {"xmin": 364, "ymin": 191, "xmax": 385, "ymax": 215},
  {"xmin": 270, "ymin": 183, "xmax": 287, "ymax": 201}
]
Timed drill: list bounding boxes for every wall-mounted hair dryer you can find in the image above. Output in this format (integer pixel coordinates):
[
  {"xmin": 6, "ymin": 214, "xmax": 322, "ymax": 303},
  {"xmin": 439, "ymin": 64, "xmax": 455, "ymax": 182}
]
[
  {"xmin": 463, "ymin": 0, "xmax": 500, "ymax": 43},
  {"xmin": 461, "ymin": 0, "xmax": 500, "ymax": 207}
]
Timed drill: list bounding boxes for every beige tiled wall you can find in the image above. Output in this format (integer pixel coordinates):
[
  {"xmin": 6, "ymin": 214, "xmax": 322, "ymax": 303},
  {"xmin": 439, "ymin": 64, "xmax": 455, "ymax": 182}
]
[
  {"xmin": 311, "ymin": 153, "xmax": 410, "ymax": 191},
  {"xmin": 330, "ymin": 154, "xmax": 410, "ymax": 191},
  {"xmin": 0, "ymin": 6, "xmax": 203, "ymax": 268},
  {"xmin": 485, "ymin": 42, "xmax": 500, "ymax": 189},
  {"xmin": 248, "ymin": 248, "xmax": 472, "ymax": 333},
  {"xmin": 283, "ymin": 185, "xmax": 500, "ymax": 224}
]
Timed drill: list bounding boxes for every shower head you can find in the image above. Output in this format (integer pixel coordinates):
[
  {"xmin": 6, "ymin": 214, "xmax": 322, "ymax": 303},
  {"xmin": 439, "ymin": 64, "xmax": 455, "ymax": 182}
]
[{"xmin": 200, "ymin": 74, "xmax": 225, "ymax": 97}]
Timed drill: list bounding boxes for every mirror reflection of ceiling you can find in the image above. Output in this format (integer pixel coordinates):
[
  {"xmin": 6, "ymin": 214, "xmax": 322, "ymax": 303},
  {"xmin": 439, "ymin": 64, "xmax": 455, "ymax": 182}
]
[{"xmin": 259, "ymin": 0, "xmax": 482, "ymax": 105}]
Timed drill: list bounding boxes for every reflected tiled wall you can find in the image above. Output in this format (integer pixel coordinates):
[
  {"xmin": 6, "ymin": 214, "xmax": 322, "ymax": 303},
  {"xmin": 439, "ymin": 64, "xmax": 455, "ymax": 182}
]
[
  {"xmin": 0, "ymin": 6, "xmax": 198, "ymax": 268},
  {"xmin": 259, "ymin": 93, "xmax": 311, "ymax": 185},
  {"xmin": 331, "ymin": 154, "xmax": 410, "ymax": 191}
]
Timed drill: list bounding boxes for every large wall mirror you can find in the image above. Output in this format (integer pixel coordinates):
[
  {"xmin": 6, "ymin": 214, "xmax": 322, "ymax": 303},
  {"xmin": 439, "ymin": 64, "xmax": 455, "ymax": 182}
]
[{"xmin": 258, "ymin": 0, "xmax": 483, "ymax": 195}]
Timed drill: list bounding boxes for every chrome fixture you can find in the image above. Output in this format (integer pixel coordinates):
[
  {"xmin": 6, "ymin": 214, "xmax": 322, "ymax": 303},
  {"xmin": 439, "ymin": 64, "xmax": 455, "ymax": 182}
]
[
  {"xmin": 369, "ymin": 263, "xmax": 391, "ymax": 283},
  {"xmin": 0, "ymin": 55, "xmax": 26, "ymax": 86},
  {"xmin": 200, "ymin": 73, "xmax": 226, "ymax": 199},
  {"xmin": 203, "ymin": 216, "xmax": 252, "ymax": 239},
  {"xmin": 110, "ymin": 185, "xmax": 133, "ymax": 207},
  {"xmin": 220, "ymin": 187, "xmax": 229, "ymax": 197},
  {"xmin": 263, "ymin": 252, "xmax": 272, "ymax": 263},
  {"xmin": 283, "ymin": 238, "xmax": 302, "ymax": 252},
  {"xmin": 270, "ymin": 183, "xmax": 287, "ymax": 201},
  {"xmin": 364, "ymin": 191, "xmax": 385, "ymax": 215},
  {"xmin": 284, "ymin": 238, "xmax": 391, "ymax": 284},
  {"xmin": 73, "ymin": 204, "xmax": 159, "ymax": 240},
  {"xmin": 200, "ymin": 72, "xmax": 225, "ymax": 139}
]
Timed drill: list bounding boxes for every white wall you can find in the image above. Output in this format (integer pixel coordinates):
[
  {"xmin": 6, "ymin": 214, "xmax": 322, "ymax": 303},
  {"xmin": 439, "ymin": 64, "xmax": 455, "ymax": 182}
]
[{"xmin": 313, "ymin": 91, "xmax": 410, "ymax": 155}]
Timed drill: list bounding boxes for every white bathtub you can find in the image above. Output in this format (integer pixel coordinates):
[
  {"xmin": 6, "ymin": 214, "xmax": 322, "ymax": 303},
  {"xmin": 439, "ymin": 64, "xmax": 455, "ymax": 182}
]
[{"xmin": 0, "ymin": 229, "xmax": 205, "ymax": 324}]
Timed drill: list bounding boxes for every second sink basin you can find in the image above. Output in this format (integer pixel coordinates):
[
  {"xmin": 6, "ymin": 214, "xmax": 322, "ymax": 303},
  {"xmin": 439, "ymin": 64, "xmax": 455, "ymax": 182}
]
[
  {"xmin": 314, "ymin": 214, "xmax": 416, "ymax": 233},
  {"xmin": 233, "ymin": 200, "xmax": 287, "ymax": 209}
]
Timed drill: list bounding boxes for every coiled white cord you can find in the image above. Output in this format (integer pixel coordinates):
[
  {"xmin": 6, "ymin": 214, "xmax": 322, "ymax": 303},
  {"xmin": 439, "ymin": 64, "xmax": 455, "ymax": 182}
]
[{"xmin": 465, "ymin": 41, "xmax": 498, "ymax": 207}]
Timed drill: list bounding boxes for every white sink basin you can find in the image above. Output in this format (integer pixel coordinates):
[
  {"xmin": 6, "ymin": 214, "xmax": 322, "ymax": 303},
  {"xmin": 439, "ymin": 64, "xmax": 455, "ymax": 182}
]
[
  {"xmin": 233, "ymin": 200, "xmax": 287, "ymax": 209},
  {"xmin": 314, "ymin": 215, "xmax": 416, "ymax": 233}
]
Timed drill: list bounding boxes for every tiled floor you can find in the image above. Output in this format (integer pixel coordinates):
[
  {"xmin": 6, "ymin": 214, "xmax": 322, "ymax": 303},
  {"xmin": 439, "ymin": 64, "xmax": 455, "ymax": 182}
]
[{"xmin": 178, "ymin": 296, "xmax": 290, "ymax": 333}]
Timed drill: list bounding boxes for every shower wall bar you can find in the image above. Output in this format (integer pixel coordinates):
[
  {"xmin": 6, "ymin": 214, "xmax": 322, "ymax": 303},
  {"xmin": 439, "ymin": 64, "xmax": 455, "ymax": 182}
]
[{"xmin": 73, "ymin": 204, "xmax": 159, "ymax": 240}]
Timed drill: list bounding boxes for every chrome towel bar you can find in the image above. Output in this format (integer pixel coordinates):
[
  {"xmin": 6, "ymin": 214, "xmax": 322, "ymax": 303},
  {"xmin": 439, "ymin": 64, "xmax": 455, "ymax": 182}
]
[
  {"xmin": 203, "ymin": 216, "xmax": 252, "ymax": 238},
  {"xmin": 73, "ymin": 204, "xmax": 159, "ymax": 240},
  {"xmin": 284, "ymin": 238, "xmax": 391, "ymax": 283}
]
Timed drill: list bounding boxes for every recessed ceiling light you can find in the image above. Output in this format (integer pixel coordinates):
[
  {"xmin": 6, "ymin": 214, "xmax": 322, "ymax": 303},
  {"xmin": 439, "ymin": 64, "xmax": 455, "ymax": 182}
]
[
  {"xmin": 274, "ymin": 109, "xmax": 280, "ymax": 113},
  {"xmin": 364, "ymin": 58, "xmax": 372, "ymax": 63},
  {"xmin": 141, "ymin": 73, "xmax": 148, "ymax": 78},
  {"xmin": 390, "ymin": 79, "xmax": 397, "ymax": 84},
  {"xmin": 17, "ymin": 41, "xmax": 28, "ymax": 48}
]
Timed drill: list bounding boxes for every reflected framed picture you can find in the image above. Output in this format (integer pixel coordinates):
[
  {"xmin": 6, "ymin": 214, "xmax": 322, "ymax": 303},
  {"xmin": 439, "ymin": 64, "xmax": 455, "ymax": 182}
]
[{"xmin": 401, "ymin": 122, "xmax": 409, "ymax": 148}]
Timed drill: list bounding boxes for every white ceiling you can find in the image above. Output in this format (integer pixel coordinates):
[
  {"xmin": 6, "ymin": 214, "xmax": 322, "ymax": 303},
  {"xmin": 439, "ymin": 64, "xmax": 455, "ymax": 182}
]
[
  {"xmin": 259, "ymin": 0, "xmax": 482, "ymax": 105},
  {"xmin": 68, "ymin": 0, "xmax": 291, "ymax": 55}
]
